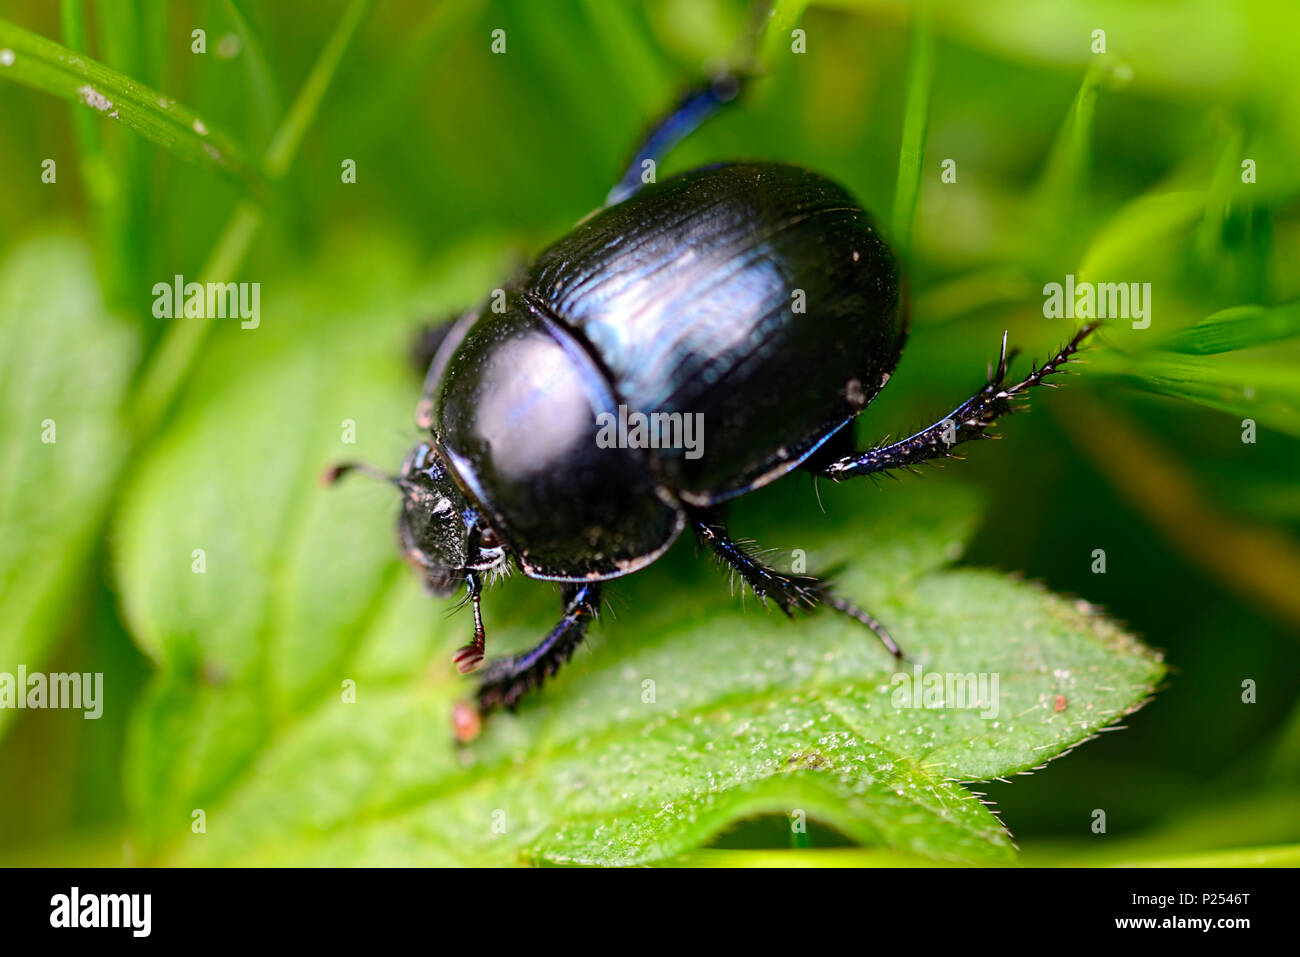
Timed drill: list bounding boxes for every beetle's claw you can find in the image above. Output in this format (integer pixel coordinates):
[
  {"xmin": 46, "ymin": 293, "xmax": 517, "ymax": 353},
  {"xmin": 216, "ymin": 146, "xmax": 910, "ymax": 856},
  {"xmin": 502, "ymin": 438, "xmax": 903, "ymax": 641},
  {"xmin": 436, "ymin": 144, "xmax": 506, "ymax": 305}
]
[{"xmin": 453, "ymin": 643, "xmax": 484, "ymax": 673}]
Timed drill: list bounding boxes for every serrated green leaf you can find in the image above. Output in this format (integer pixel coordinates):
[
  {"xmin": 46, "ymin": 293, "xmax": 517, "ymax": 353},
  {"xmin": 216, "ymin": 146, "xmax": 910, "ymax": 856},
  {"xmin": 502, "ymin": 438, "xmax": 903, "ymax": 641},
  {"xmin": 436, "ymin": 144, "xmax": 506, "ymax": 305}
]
[{"xmin": 110, "ymin": 237, "xmax": 1163, "ymax": 867}]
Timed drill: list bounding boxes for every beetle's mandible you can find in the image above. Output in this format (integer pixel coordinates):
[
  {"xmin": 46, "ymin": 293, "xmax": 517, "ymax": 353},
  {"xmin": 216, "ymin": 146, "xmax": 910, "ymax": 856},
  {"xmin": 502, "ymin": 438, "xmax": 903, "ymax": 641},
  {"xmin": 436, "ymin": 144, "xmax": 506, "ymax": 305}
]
[{"xmin": 328, "ymin": 75, "xmax": 1094, "ymax": 742}]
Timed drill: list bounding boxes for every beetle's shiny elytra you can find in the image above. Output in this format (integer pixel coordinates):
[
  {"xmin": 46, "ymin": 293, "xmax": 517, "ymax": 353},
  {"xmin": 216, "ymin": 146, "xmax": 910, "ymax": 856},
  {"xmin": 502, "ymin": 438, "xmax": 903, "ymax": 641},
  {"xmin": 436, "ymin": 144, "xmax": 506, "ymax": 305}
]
[
  {"xmin": 327, "ymin": 76, "xmax": 1093, "ymax": 740},
  {"xmin": 428, "ymin": 162, "xmax": 905, "ymax": 582}
]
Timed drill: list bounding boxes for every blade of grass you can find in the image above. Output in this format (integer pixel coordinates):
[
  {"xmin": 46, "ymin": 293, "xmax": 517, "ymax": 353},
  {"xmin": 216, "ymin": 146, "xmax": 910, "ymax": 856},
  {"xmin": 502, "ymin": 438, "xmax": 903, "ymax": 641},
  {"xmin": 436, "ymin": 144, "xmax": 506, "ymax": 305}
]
[
  {"xmin": 1089, "ymin": 345, "xmax": 1300, "ymax": 439},
  {"xmin": 334, "ymin": 0, "xmax": 484, "ymax": 147},
  {"xmin": 890, "ymin": 0, "xmax": 933, "ymax": 263},
  {"xmin": 1030, "ymin": 57, "xmax": 1131, "ymax": 267},
  {"xmin": 1076, "ymin": 190, "xmax": 1205, "ymax": 286},
  {"xmin": 58, "ymin": 0, "xmax": 128, "ymax": 303},
  {"xmin": 1193, "ymin": 119, "xmax": 1245, "ymax": 266},
  {"xmin": 129, "ymin": 0, "xmax": 374, "ymax": 439},
  {"xmin": 222, "ymin": 0, "xmax": 284, "ymax": 148},
  {"xmin": 98, "ymin": 0, "xmax": 159, "ymax": 313},
  {"xmin": 262, "ymin": 0, "xmax": 371, "ymax": 180},
  {"xmin": 1036, "ymin": 63, "xmax": 1105, "ymax": 209},
  {"xmin": 0, "ymin": 15, "xmax": 268, "ymax": 200},
  {"xmin": 757, "ymin": 0, "xmax": 814, "ymax": 69},
  {"xmin": 1152, "ymin": 300, "xmax": 1300, "ymax": 355}
]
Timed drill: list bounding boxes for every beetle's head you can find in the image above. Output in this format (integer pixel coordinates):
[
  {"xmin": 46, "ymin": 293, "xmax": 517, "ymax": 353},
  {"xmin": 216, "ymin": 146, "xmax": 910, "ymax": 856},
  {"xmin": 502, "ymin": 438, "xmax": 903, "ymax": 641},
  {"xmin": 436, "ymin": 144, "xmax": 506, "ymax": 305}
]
[
  {"xmin": 394, "ymin": 441, "xmax": 508, "ymax": 595},
  {"xmin": 323, "ymin": 442, "xmax": 507, "ymax": 597}
]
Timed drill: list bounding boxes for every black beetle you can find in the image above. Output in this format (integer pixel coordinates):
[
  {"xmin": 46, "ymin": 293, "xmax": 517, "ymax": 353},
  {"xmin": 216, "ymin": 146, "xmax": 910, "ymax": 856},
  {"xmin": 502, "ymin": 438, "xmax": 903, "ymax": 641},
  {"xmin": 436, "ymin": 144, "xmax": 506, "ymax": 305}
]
[{"xmin": 330, "ymin": 76, "xmax": 1092, "ymax": 741}]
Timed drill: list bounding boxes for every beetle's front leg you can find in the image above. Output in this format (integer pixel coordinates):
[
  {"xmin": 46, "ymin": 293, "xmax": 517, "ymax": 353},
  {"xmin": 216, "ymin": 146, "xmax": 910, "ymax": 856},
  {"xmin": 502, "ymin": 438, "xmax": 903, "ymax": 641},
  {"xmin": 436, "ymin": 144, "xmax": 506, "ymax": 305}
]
[
  {"xmin": 413, "ymin": 309, "xmax": 479, "ymax": 430},
  {"xmin": 409, "ymin": 317, "xmax": 457, "ymax": 379},
  {"xmin": 816, "ymin": 325, "xmax": 1096, "ymax": 480},
  {"xmin": 451, "ymin": 572, "xmax": 487, "ymax": 673},
  {"xmin": 455, "ymin": 582, "xmax": 602, "ymax": 740}
]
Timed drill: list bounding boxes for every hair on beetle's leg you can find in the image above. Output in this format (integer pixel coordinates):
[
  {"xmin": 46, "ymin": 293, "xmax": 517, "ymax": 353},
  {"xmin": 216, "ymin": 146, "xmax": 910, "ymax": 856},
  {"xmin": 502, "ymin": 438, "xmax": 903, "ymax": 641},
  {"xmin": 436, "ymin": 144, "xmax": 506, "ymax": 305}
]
[
  {"xmin": 690, "ymin": 506, "xmax": 816, "ymax": 614},
  {"xmin": 606, "ymin": 73, "xmax": 747, "ymax": 206},
  {"xmin": 686, "ymin": 506, "xmax": 903, "ymax": 659},
  {"xmin": 453, "ymin": 582, "xmax": 603, "ymax": 741},
  {"xmin": 816, "ymin": 324, "xmax": 1097, "ymax": 480}
]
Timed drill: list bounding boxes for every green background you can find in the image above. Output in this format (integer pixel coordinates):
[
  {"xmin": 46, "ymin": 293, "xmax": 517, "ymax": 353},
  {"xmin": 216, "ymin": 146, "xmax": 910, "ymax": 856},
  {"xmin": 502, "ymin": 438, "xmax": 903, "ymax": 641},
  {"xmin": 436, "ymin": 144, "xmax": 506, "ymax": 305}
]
[{"xmin": 0, "ymin": 0, "xmax": 1297, "ymax": 866}]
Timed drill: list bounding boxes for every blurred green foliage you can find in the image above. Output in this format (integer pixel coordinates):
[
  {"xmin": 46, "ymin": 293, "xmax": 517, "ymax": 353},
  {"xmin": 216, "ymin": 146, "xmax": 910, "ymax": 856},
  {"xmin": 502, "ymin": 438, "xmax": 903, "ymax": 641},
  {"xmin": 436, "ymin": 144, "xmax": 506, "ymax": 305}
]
[{"xmin": 0, "ymin": 0, "xmax": 1297, "ymax": 865}]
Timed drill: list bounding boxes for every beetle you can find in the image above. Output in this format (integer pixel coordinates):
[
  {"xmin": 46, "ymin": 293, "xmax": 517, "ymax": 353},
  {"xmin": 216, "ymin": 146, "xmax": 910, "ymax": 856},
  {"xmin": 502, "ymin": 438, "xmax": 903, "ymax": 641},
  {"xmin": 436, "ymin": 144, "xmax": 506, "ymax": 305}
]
[{"xmin": 329, "ymin": 75, "xmax": 1093, "ymax": 741}]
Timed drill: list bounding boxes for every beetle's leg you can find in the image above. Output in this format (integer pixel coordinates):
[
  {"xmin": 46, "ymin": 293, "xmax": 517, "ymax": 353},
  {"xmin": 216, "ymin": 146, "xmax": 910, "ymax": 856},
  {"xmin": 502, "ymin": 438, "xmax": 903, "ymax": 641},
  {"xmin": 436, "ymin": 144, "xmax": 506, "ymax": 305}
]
[
  {"xmin": 460, "ymin": 582, "xmax": 602, "ymax": 732},
  {"xmin": 687, "ymin": 506, "xmax": 903, "ymax": 659},
  {"xmin": 413, "ymin": 308, "xmax": 484, "ymax": 429},
  {"xmin": 798, "ymin": 419, "xmax": 859, "ymax": 476},
  {"xmin": 451, "ymin": 572, "xmax": 487, "ymax": 674},
  {"xmin": 606, "ymin": 73, "xmax": 746, "ymax": 206},
  {"xmin": 815, "ymin": 325, "xmax": 1096, "ymax": 480},
  {"xmin": 410, "ymin": 318, "xmax": 458, "ymax": 379},
  {"xmin": 410, "ymin": 314, "xmax": 462, "ymax": 431}
]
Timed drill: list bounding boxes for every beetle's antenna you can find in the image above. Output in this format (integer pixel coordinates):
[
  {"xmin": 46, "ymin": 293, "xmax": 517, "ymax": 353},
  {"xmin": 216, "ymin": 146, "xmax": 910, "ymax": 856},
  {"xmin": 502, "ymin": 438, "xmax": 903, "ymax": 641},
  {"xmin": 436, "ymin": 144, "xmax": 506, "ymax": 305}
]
[{"xmin": 320, "ymin": 460, "xmax": 398, "ymax": 487}]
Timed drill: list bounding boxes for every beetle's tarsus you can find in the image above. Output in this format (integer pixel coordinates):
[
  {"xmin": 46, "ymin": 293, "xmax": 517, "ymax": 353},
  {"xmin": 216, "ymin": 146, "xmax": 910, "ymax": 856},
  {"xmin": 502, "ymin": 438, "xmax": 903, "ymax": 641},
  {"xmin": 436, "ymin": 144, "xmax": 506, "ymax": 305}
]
[
  {"xmin": 817, "ymin": 324, "xmax": 1097, "ymax": 480},
  {"xmin": 687, "ymin": 506, "xmax": 904, "ymax": 659},
  {"xmin": 822, "ymin": 592, "xmax": 903, "ymax": 659}
]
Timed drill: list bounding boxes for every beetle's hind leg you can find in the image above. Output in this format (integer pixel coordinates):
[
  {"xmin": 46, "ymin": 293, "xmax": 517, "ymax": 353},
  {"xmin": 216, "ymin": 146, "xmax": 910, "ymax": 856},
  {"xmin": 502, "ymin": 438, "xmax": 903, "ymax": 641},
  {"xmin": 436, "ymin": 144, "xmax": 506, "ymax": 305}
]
[
  {"xmin": 455, "ymin": 582, "xmax": 603, "ymax": 740},
  {"xmin": 812, "ymin": 324, "xmax": 1096, "ymax": 480},
  {"xmin": 606, "ymin": 73, "xmax": 746, "ymax": 206},
  {"xmin": 687, "ymin": 506, "xmax": 903, "ymax": 659}
]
